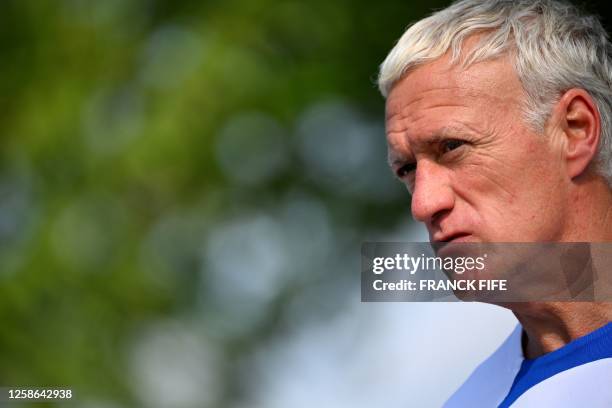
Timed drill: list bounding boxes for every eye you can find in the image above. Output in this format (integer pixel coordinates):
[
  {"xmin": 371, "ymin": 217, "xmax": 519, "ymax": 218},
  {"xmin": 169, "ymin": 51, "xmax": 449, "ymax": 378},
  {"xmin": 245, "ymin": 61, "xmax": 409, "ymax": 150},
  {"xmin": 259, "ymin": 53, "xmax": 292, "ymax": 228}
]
[
  {"xmin": 396, "ymin": 162, "xmax": 416, "ymax": 178},
  {"xmin": 441, "ymin": 139, "xmax": 466, "ymax": 154}
]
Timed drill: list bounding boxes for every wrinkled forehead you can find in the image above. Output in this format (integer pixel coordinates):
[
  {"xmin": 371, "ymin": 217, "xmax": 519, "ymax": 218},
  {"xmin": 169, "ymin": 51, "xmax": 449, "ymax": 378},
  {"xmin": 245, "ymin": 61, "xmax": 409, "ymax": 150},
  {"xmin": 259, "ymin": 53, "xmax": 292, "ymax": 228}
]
[{"xmin": 385, "ymin": 54, "xmax": 524, "ymax": 122}]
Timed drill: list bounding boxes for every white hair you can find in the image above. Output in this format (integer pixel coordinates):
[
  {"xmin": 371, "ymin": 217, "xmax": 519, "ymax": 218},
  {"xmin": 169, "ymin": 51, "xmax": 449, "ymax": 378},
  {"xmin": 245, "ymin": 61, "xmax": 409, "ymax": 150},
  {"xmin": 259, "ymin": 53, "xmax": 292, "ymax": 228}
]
[{"xmin": 378, "ymin": 0, "xmax": 612, "ymax": 185}]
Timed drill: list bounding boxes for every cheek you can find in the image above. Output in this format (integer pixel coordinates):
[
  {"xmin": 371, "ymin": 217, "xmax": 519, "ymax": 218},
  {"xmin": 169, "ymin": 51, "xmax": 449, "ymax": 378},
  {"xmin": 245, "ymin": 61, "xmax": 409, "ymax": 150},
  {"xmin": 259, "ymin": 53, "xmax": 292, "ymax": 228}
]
[
  {"xmin": 458, "ymin": 136, "xmax": 561, "ymax": 199},
  {"xmin": 450, "ymin": 146, "xmax": 566, "ymax": 239},
  {"xmin": 451, "ymin": 151, "xmax": 522, "ymax": 207},
  {"xmin": 449, "ymin": 163, "xmax": 520, "ymax": 239}
]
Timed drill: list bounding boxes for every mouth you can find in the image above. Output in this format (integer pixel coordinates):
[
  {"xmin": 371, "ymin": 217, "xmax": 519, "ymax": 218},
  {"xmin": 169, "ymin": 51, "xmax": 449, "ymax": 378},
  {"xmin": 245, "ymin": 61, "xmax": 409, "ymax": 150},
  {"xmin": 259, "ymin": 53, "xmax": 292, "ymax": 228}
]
[{"xmin": 431, "ymin": 233, "xmax": 472, "ymax": 252}]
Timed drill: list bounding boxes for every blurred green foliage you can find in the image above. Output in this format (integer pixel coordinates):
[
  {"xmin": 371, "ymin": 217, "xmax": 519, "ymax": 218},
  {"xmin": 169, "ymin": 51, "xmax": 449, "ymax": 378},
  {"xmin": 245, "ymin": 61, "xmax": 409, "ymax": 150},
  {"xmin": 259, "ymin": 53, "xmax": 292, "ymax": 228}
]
[{"xmin": 0, "ymin": 1, "xmax": 451, "ymax": 407}]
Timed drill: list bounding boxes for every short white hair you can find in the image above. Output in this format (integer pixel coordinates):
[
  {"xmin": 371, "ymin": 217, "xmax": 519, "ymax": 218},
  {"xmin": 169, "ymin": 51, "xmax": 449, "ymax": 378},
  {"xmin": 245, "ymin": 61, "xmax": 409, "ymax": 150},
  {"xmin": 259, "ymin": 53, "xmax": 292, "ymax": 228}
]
[{"xmin": 378, "ymin": 0, "xmax": 612, "ymax": 185}]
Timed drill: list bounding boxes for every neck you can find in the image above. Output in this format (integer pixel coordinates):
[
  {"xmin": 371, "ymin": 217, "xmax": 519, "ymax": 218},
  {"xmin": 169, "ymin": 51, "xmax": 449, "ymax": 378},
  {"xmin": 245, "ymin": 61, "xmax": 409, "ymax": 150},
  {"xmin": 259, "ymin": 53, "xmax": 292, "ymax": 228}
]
[
  {"xmin": 513, "ymin": 173, "xmax": 612, "ymax": 359},
  {"xmin": 512, "ymin": 303, "xmax": 612, "ymax": 359},
  {"xmin": 563, "ymin": 173, "xmax": 612, "ymax": 241}
]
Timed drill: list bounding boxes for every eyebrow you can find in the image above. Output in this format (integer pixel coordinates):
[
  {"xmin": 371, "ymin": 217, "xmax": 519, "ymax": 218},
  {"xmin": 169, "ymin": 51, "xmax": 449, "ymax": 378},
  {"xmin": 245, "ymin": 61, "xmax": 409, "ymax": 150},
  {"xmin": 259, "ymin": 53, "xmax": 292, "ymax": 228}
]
[
  {"xmin": 386, "ymin": 124, "xmax": 476, "ymax": 167},
  {"xmin": 387, "ymin": 134, "xmax": 445, "ymax": 168},
  {"xmin": 388, "ymin": 151, "xmax": 411, "ymax": 168}
]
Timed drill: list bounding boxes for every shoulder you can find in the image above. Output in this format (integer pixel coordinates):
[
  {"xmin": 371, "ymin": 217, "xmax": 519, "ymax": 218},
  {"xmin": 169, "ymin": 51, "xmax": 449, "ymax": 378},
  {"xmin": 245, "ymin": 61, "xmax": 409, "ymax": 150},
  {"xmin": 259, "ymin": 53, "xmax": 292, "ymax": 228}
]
[
  {"xmin": 444, "ymin": 324, "xmax": 524, "ymax": 408},
  {"xmin": 511, "ymin": 357, "xmax": 612, "ymax": 407}
]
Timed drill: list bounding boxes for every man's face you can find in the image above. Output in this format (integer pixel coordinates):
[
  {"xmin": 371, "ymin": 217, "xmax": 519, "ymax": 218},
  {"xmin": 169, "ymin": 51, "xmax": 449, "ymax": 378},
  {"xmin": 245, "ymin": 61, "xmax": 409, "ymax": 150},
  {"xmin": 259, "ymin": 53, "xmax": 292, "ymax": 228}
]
[{"xmin": 386, "ymin": 55, "xmax": 570, "ymax": 244}]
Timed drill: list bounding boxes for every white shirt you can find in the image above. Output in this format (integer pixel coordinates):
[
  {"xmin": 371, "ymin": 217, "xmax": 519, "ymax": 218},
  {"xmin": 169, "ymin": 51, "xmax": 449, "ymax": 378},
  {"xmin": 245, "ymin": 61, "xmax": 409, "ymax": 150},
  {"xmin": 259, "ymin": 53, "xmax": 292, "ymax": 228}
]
[{"xmin": 444, "ymin": 323, "xmax": 612, "ymax": 407}]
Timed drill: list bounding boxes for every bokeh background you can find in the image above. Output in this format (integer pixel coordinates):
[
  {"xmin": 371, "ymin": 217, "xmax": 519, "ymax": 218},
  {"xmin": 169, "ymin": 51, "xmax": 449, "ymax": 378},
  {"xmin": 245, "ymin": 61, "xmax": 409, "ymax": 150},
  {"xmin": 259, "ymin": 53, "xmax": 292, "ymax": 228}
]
[{"xmin": 1, "ymin": 1, "xmax": 610, "ymax": 407}]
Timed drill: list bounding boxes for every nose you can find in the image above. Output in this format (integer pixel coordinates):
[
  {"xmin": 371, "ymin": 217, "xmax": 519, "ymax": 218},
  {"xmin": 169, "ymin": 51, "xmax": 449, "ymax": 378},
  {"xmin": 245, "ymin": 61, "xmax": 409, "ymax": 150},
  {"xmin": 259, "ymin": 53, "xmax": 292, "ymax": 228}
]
[{"xmin": 410, "ymin": 159, "xmax": 455, "ymax": 224}]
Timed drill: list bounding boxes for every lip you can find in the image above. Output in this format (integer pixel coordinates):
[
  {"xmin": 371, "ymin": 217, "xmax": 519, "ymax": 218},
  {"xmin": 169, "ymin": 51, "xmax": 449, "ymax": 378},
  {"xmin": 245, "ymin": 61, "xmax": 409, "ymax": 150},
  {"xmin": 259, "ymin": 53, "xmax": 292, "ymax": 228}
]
[
  {"xmin": 431, "ymin": 233, "xmax": 473, "ymax": 254},
  {"xmin": 432, "ymin": 232, "xmax": 472, "ymax": 245}
]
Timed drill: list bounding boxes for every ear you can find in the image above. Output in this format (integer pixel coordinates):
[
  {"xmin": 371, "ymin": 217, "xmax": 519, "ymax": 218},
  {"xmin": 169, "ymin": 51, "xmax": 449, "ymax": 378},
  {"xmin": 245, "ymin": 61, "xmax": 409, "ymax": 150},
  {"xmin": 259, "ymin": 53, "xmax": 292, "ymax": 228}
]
[{"xmin": 551, "ymin": 89, "xmax": 601, "ymax": 180}]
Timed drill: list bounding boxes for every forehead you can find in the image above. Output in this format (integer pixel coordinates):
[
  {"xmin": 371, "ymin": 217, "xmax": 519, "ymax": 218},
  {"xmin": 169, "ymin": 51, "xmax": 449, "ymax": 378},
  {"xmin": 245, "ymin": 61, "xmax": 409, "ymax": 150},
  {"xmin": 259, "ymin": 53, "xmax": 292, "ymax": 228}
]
[{"xmin": 385, "ymin": 55, "xmax": 524, "ymax": 141}]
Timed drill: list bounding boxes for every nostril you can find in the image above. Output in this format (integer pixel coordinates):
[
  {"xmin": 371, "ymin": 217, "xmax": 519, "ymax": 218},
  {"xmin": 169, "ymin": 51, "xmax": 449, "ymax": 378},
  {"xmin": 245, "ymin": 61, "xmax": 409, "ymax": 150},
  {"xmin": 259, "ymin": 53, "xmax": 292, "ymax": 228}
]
[{"xmin": 431, "ymin": 209, "xmax": 451, "ymax": 226}]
